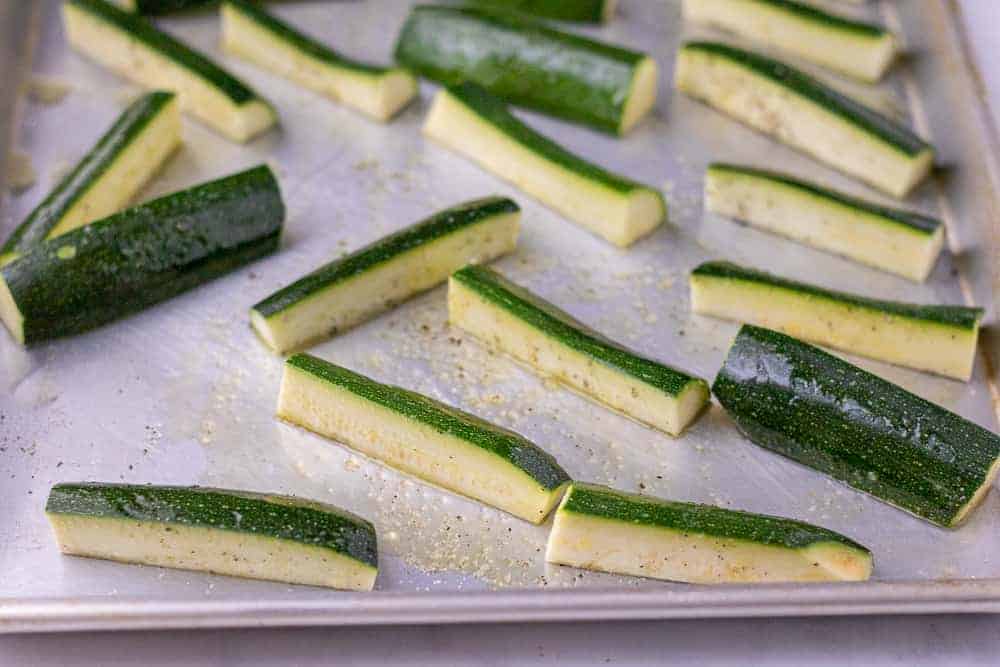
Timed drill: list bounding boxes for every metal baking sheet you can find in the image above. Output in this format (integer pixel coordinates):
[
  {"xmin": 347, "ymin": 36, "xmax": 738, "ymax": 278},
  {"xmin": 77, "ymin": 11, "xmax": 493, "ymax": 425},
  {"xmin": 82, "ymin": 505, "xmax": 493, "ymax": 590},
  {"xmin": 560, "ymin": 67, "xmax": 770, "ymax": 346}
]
[{"xmin": 2, "ymin": 0, "xmax": 999, "ymax": 633}]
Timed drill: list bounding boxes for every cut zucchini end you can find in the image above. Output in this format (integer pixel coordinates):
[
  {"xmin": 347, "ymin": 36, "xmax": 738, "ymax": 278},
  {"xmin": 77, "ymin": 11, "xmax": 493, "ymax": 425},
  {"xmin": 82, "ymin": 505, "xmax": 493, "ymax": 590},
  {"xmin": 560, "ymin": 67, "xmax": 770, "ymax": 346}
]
[
  {"xmin": 0, "ymin": 273, "xmax": 25, "ymax": 345},
  {"xmin": 893, "ymin": 148, "xmax": 935, "ymax": 199},
  {"xmin": 249, "ymin": 307, "xmax": 288, "ymax": 355},
  {"xmin": 863, "ymin": 34, "xmax": 899, "ymax": 84},
  {"xmin": 370, "ymin": 69, "xmax": 419, "ymax": 121},
  {"xmin": 46, "ymin": 511, "xmax": 379, "ymax": 591},
  {"xmin": 670, "ymin": 380, "xmax": 711, "ymax": 436},
  {"xmin": 619, "ymin": 56, "xmax": 658, "ymax": 135},
  {"xmin": 802, "ymin": 541, "xmax": 874, "ymax": 582},
  {"xmin": 951, "ymin": 454, "xmax": 1000, "ymax": 527},
  {"xmin": 913, "ymin": 223, "xmax": 947, "ymax": 282},
  {"xmin": 617, "ymin": 188, "xmax": 666, "ymax": 247},
  {"xmin": 224, "ymin": 100, "xmax": 278, "ymax": 143},
  {"xmin": 602, "ymin": 0, "xmax": 619, "ymax": 22}
]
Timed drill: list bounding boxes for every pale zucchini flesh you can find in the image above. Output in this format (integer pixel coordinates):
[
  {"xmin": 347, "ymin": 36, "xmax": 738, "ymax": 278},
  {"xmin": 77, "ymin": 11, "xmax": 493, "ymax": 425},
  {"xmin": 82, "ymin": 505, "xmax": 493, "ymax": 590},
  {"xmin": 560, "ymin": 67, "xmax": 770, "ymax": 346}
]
[
  {"xmin": 251, "ymin": 197, "xmax": 519, "ymax": 354},
  {"xmin": 0, "ymin": 91, "xmax": 181, "ymax": 267},
  {"xmin": 449, "ymin": 265, "xmax": 708, "ymax": 436},
  {"xmin": 424, "ymin": 84, "xmax": 665, "ymax": 247},
  {"xmin": 64, "ymin": 0, "xmax": 276, "ymax": 142},
  {"xmin": 705, "ymin": 164, "xmax": 944, "ymax": 281},
  {"xmin": 277, "ymin": 353, "xmax": 571, "ymax": 524},
  {"xmin": 221, "ymin": 1, "xmax": 417, "ymax": 121},
  {"xmin": 690, "ymin": 261, "xmax": 982, "ymax": 380},
  {"xmin": 682, "ymin": 0, "xmax": 898, "ymax": 82},
  {"xmin": 676, "ymin": 42, "xmax": 934, "ymax": 198},
  {"xmin": 46, "ymin": 483, "xmax": 378, "ymax": 591},
  {"xmin": 545, "ymin": 483, "xmax": 873, "ymax": 584}
]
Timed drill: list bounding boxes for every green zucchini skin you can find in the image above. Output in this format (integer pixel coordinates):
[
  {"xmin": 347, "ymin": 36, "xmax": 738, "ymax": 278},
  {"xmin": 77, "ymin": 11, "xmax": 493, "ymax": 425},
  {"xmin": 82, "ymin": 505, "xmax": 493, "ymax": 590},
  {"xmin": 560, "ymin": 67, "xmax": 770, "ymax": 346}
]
[
  {"xmin": 452, "ymin": 264, "xmax": 701, "ymax": 398},
  {"xmin": 682, "ymin": 42, "xmax": 929, "ymax": 157},
  {"xmin": 68, "ymin": 0, "xmax": 263, "ymax": 107},
  {"xmin": 708, "ymin": 163, "xmax": 941, "ymax": 236},
  {"xmin": 252, "ymin": 196, "xmax": 518, "ymax": 321},
  {"xmin": 712, "ymin": 325, "xmax": 1000, "ymax": 527},
  {"xmin": 287, "ymin": 353, "xmax": 571, "ymax": 492},
  {"xmin": 470, "ymin": 0, "xmax": 613, "ymax": 22},
  {"xmin": 46, "ymin": 483, "xmax": 377, "ymax": 568},
  {"xmin": 561, "ymin": 482, "xmax": 868, "ymax": 552},
  {"xmin": 394, "ymin": 5, "xmax": 651, "ymax": 134},
  {"xmin": 692, "ymin": 261, "xmax": 982, "ymax": 330},
  {"xmin": 3, "ymin": 165, "xmax": 284, "ymax": 344},
  {"xmin": 127, "ymin": 0, "xmax": 216, "ymax": 14},
  {"xmin": 0, "ymin": 92, "xmax": 176, "ymax": 263},
  {"xmin": 724, "ymin": 0, "xmax": 884, "ymax": 38}
]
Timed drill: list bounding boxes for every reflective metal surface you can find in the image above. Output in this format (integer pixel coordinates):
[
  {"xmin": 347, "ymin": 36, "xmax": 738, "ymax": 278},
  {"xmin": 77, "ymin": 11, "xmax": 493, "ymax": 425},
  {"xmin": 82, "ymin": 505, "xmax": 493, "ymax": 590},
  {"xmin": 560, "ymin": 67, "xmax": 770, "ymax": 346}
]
[{"xmin": 1, "ymin": 0, "xmax": 998, "ymax": 632}]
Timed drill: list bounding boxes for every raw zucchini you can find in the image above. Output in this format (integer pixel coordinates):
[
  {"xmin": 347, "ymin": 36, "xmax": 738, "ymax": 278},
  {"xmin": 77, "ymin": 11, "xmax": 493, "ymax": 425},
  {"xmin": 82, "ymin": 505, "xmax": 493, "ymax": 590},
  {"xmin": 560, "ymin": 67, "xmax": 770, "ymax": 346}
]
[
  {"xmin": 545, "ymin": 482, "xmax": 873, "ymax": 583},
  {"xmin": 0, "ymin": 91, "xmax": 181, "ymax": 267},
  {"xmin": 449, "ymin": 265, "xmax": 709, "ymax": 435},
  {"xmin": 675, "ymin": 42, "xmax": 934, "ymax": 197},
  {"xmin": 394, "ymin": 5, "xmax": 658, "ymax": 135},
  {"xmin": 251, "ymin": 196, "xmax": 519, "ymax": 354},
  {"xmin": 221, "ymin": 1, "xmax": 417, "ymax": 121},
  {"xmin": 46, "ymin": 483, "xmax": 378, "ymax": 591},
  {"xmin": 704, "ymin": 163, "xmax": 944, "ymax": 281},
  {"xmin": 682, "ymin": 0, "xmax": 897, "ymax": 82},
  {"xmin": 470, "ymin": 0, "xmax": 617, "ymax": 22},
  {"xmin": 691, "ymin": 261, "xmax": 983, "ymax": 380},
  {"xmin": 713, "ymin": 325, "xmax": 1000, "ymax": 527},
  {"xmin": 425, "ymin": 84, "xmax": 665, "ymax": 247},
  {"xmin": 278, "ymin": 353, "xmax": 571, "ymax": 523},
  {"xmin": 64, "ymin": 0, "xmax": 276, "ymax": 142},
  {"xmin": 0, "ymin": 166, "xmax": 284, "ymax": 345}
]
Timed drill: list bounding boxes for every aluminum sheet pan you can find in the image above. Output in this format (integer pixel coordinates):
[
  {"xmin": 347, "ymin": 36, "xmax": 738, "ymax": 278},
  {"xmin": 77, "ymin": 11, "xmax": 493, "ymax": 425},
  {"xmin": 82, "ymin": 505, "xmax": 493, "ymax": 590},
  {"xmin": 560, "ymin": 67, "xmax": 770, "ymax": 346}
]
[{"xmin": 1, "ymin": 0, "xmax": 999, "ymax": 633}]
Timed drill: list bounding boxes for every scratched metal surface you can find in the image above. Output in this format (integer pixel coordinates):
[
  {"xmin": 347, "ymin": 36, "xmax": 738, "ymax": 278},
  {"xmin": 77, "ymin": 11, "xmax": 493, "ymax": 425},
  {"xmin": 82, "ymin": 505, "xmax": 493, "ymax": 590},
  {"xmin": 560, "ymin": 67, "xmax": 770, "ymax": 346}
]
[{"xmin": 1, "ymin": 0, "xmax": 999, "ymax": 632}]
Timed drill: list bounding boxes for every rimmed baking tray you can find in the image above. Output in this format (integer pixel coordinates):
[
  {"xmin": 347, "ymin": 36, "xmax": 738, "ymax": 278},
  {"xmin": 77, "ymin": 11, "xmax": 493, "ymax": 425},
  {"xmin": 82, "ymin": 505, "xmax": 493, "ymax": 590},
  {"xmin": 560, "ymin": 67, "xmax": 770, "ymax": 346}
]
[{"xmin": 1, "ymin": 0, "xmax": 998, "ymax": 633}]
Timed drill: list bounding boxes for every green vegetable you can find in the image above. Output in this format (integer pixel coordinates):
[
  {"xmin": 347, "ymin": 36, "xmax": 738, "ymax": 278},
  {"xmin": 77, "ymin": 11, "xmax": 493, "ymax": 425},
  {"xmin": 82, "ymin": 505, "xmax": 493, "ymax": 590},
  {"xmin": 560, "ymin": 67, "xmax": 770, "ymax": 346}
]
[
  {"xmin": 0, "ymin": 166, "xmax": 284, "ymax": 345},
  {"xmin": 712, "ymin": 325, "xmax": 1000, "ymax": 527},
  {"xmin": 395, "ymin": 4, "xmax": 658, "ymax": 135}
]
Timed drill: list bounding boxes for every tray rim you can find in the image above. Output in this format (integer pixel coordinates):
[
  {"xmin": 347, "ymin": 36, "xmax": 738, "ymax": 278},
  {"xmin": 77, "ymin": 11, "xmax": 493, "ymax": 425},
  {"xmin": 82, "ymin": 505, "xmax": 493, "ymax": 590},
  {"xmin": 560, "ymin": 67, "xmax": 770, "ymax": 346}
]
[{"xmin": 2, "ymin": 0, "xmax": 1000, "ymax": 633}]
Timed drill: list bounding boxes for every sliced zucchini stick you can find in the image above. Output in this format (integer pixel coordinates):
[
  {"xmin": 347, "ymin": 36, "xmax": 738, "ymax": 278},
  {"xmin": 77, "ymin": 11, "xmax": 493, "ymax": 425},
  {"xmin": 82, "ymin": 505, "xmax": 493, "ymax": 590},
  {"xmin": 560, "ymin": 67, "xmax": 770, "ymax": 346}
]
[
  {"xmin": 395, "ymin": 4, "xmax": 658, "ymax": 135},
  {"xmin": 251, "ymin": 196, "xmax": 519, "ymax": 354},
  {"xmin": 46, "ymin": 483, "xmax": 378, "ymax": 591},
  {"xmin": 449, "ymin": 265, "xmax": 709, "ymax": 435},
  {"xmin": 63, "ymin": 0, "xmax": 276, "ymax": 142},
  {"xmin": 471, "ymin": 0, "xmax": 618, "ymax": 23},
  {"xmin": 278, "ymin": 353, "xmax": 571, "ymax": 523},
  {"xmin": 682, "ymin": 0, "xmax": 898, "ymax": 83},
  {"xmin": 220, "ymin": 1, "xmax": 417, "ymax": 122},
  {"xmin": 691, "ymin": 261, "xmax": 983, "ymax": 380},
  {"xmin": 425, "ymin": 84, "xmax": 665, "ymax": 247},
  {"xmin": 0, "ymin": 91, "xmax": 181, "ymax": 267},
  {"xmin": 714, "ymin": 325, "xmax": 1000, "ymax": 527},
  {"xmin": 705, "ymin": 163, "xmax": 944, "ymax": 281},
  {"xmin": 675, "ymin": 42, "xmax": 934, "ymax": 197},
  {"xmin": 546, "ymin": 483, "xmax": 873, "ymax": 583},
  {"xmin": 0, "ymin": 166, "xmax": 284, "ymax": 345}
]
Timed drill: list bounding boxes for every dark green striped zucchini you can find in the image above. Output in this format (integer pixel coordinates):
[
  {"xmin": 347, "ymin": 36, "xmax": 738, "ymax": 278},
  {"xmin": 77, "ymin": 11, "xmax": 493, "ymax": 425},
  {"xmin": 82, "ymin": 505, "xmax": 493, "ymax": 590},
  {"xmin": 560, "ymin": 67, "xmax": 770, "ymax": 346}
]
[
  {"xmin": 682, "ymin": 0, "xmax": 897, "ymax": 82},
  {"xmin": 221, "ymin": 0, "xmax": 417, "ymax": 121},
  {"xmin": 63, "ymin": 0, "xmax": 276, "ymax": 142},
  {"xmin": 251, "ymin": 196, "xmax": 519, "ymax": 354},
  {"xmin": 424, "ymin": 84, "xmax": 665, "ymax": 246},
  {"xmin": 712, "ymin": 325, "xmax": 1000, "ymax": 527},
  {"xmin": 546, "ymin": 482, "xmax": 873, "ymax": 583},
  {"xmin": 0, "ymin": 91, "xmax": 181, "ymax": 266},
  {"xmin": 691, "ymin": 261, "xmax": 983, "ymax": 380},
  {"xmin": 471, "ymin": 0, "xmax": 617, "ymax": 22},
  {"xmin": 0, "ymin": 166, "xmax": 284, "ymax": 345},
  {"xmin": 46, "ymin": 483, "xmax": 378, "ymax": 590},
  {"xmin": 449, "ymin": 265, "xmax": 708, "ymax": 435},
  {"xmin": 395, "ymin": 4, "xmax": 657, "ymax": 135},
  {"xmin": 278, "ymin": 353, "xmax": 571, "ymax": 523},
  {"xmin": 121, "ymin": 0, "xmax": 216, "ymax": 13},
  {"xmin": 676, "ymin": 42, "xmax": 934, "ymax": 197}
]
